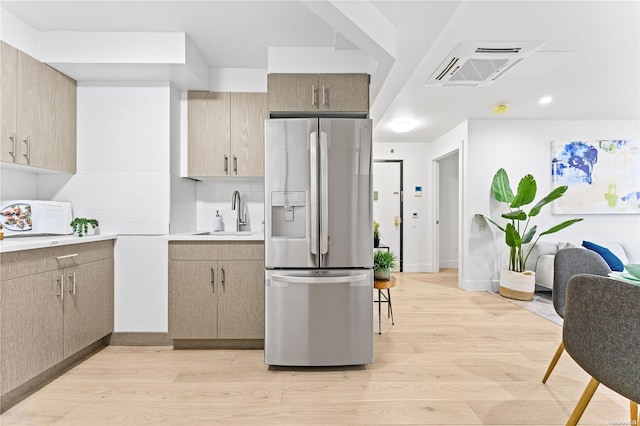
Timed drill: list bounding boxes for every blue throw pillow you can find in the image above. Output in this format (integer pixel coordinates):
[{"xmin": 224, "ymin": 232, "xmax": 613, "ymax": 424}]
[{"xmin": 582, "ymin": 241, "xmax": 624, "ymax": 271}]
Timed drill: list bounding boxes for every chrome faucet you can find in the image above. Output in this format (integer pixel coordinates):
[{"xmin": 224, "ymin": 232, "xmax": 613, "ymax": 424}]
[{"xmin": 231, "ymin": 190, "xmax": 247, "ymax": 232}]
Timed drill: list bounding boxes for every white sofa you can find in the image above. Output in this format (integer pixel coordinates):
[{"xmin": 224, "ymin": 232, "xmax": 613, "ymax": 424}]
[{"xmin": 523, "ymin": 241, "xmax": 629, "ymax": 290}]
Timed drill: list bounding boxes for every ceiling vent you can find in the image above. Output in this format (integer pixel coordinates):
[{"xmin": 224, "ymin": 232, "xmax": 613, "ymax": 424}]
[{"xmin": 425, "ymin": 41, "xmax": 545, "ymax": 87}]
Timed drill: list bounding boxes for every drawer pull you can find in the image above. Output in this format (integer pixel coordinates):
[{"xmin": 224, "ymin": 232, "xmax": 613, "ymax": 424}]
[
  {"xmin": 210, "ymin": 268, "xmax": 215, "ymax": 293},
  {"xmin": 56, "ymin": 253, "xmax": 78, "ymax": 260}
]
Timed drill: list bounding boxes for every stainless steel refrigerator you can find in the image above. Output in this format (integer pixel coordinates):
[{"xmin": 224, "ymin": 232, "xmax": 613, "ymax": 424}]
[{"xmin": 264, "ymin": 118, "xmax": 373, "ymax": 366}]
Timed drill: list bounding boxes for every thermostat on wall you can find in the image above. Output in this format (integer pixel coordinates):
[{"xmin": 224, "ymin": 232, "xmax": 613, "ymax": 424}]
[{"xmin": 414, "ymin": 186, "xmax": 422, "ymax": 197}]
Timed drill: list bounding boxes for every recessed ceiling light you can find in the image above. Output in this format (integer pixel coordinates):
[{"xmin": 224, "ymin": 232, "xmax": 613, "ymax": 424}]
[
  {"xmin": 492, "ymin": 104, "xmax": 509, "ymax": 114},
  {"xmin": 539, "ymin": 96, "xmax": 553, "ymax": 105},
  {"xmin": 391, "ymin": 121, "xmax": 416, "ymax": 133}
]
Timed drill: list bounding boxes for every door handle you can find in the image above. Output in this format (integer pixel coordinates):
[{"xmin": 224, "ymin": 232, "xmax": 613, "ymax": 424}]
[
  {"xmin": 394, "ymin": 216, "xmax": 399, "ymax": 227},
  {"xmin": 8, "ymin": 133, "xmax": 16, "ymax": 160},
  {"xmin": 210, "ymin": 268, "xmax": 215, "ymax": 293},
  {"xmin": 23, "ymin": 137, "xmax": 30, "ymax": 163},
  {"xmin": 320, "ymin": 132, "xmax": 329, "ymax": 256},
  {"xmin": 233, "ymin": 155, "xmax": 238, "ymax": 175},
  {"xmin": 309, "ymin": 131, "xmax": 318, "ymax": 264},
  {"xmin": 321, "ymin": 85, "xmax": 326, "ymax": 107},
  {"xmin": 311, "ymin": 84, "xmax": 316, "ymax": 106},
  {"xmin": 224, "ymin": 155, "xmax": 229, "ymax": 175},
  {"xmin": 68, "ymin": 272, "xmax": 76, "ymax": 295},
  {"xmin": 221, "ymin": 268, "xmax": 226, "ymax": 290},
  {"xmin": 271, "ymin": 274, "xmax": 367, "ymax": 284},
  {"xmin": 57, "ymin": 275, "xmax": 64, "ymax": 302}
]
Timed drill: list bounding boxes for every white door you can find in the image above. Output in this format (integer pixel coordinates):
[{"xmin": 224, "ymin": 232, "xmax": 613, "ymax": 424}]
[{"xmin": 373, "ymin": 161, "xmax": 402, "ymax": 271}]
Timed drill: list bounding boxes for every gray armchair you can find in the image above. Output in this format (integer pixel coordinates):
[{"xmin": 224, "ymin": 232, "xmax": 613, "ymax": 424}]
[
  {"xmin": 542, "ymin": 248, "xmax": 611, "ymax": 383},
  {"xmin": 563, "ymin": 274, "xmax": 640, "ymax": 425}
]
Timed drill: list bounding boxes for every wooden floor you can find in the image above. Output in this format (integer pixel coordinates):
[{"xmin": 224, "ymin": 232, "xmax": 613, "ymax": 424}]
[{"xmin": 1, "ymin": 271, "xmax": 630, "ymax": 425}]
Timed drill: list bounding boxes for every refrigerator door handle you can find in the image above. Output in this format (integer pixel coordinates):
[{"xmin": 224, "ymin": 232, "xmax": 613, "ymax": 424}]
[
  {"xmin": 309, "ymin": 132, "xmax": 318, "ymax": 263},
  {"xmin": 270, "ymin": 274, "xmax": 368, "ymax": 284},
  {"xmin": 320, "ymin": 131, "xmax": 329, "ymax": 256}
]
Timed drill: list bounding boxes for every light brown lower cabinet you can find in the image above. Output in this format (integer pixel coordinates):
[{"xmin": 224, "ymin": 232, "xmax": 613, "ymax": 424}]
[
  {"xmin": 168, "ymin": 260, "xmax": 218, "ymax": 339},
  {"xmin": 168, "ymin": 242, "xmax": 264, "ymax": 343},
  {"xmin": 0, "ymin": 241, "xmax": 114, "ymax": 396},
  {"xmin": 0, "ymin": 270, "xmax": 64, "ymax": 394},
  {"xmin": 62, "ymin": 258, "xmax": 114, "ymax": 357}
]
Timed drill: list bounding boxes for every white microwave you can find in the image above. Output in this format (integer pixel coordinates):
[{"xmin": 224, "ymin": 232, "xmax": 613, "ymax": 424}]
[{"xmin": 0, "ymin": 200, "xmax": 73, "ymax": 237}]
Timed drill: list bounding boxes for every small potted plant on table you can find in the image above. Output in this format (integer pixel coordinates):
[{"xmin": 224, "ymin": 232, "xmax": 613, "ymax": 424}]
[
  {"xmin": 374, "ymin": 250, "xmax": 397, "ymax": 281},
  {"xmin": 70, "ymin": 218, "xmax": 99, "ymax": 237}
]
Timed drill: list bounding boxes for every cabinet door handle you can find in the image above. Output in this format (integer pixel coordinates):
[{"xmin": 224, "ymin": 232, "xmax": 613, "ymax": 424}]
[
  {"xmin": 233, "ymin": 155, "xmax": 237, "ymax": 175},
  {"xmin": 221, "ymin": 267, "xmax": 226, "ymax": 290},
  {"xmin": 23, "ymin": 137, "xmax": 30, "ymax": 163},
  {"xmin": 210, "ymin": 268, "xmax": 215, "ymax": 293},
  {"xmin": 311, "ymin": 84, "xmax": 316, "ymax": 106},
  {"xmin": 57, "ymin": 275, "xmax": 64, "ymax": 302},
  {"xmin": 8, "ymin": 133, "xmax": 16, "ymax": 160},
  {"xmin": 224, "ymin": 155, "xmax": 229, "ymax": 175},
  {"xmin": 68, "ymin": 272, "xmax": 76, "ymax": 295},
  {"xmin": 322, "ymin": 85, "xmax": 326, "ymax": 106}
]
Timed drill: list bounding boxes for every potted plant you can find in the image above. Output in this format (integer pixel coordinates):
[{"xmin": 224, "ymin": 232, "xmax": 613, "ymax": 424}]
[
  {"xmin": 70, "ymin": 218, "xmax": 99, "ymax": 237},
  {"xmin": 478, "ymin": 168, "xmax": 582, "ymax": 300},
  {"xmin": 374, "ymin": 250, "xmax": 397, "ymax": 281},
  {"xmin": 373, "ymin": 220, "xmax": 380, "ymax": 248}
]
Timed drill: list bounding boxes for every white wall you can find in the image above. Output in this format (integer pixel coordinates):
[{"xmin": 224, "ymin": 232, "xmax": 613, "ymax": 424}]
[
  {"xmin": 39, "ymin": 83, "xmax": 173, "ymax": 332},
  {"xmin": 428, "ymin": 122, "xmax": 468, "ymax": 284},
  {"xmin": 463, "ymin": 120, "xmax": 640, "ymax": 291},
  {"xmin": 0, "ymin": 168, "xmax": 38, "ymax": 200},
  {"xmin": 373, "ymin": 142, "xmax": 430, "ymax": 272},
  {"xmin": 170, "ymin": 86, "xmax": 197, "ymax": 234},
  {"xmin": 40, "ymin": 83, "xmax": 171, "ymax": 235}
]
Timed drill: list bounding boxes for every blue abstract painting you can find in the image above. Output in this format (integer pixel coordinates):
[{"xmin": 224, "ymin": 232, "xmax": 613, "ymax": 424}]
[{"xmin": 551, "ymin": 140, "xmax": 640, "ymax": 214}]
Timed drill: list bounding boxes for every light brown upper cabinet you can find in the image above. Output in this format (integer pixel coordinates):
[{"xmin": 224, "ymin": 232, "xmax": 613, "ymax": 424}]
[
  {"xmin": 230, "ymin": 92, "xmax": 268, "ymax": 177},
  {"xmin": 1, "ymin": 41, "xmax": 19, "ymax": 165},
  {"xmin": 188, "ymin": 92, "xmax": 268, "ymax": 178},
  {"xmin": 0, "ymin": 41, "xmax": 77, "ymax": 173},
  {"xmin": 268, "ymin": 73, "xmax": 369, "ymax": 114}
]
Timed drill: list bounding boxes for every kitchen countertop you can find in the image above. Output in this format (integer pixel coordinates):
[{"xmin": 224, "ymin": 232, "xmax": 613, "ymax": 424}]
[
  {"xmin": 0, "ymin": 231, "xmax": 265, "ymax": 253},
  {"xmin": 0, "ymin": 234, "xmax": 117, "ymax": 253},
  {"xmin": 167, "ymin": 231, "xmax": 265, "ymax": 242}
]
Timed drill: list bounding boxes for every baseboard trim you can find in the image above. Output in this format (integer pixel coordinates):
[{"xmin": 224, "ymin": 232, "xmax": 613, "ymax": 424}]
[
  {"xmin": 108, "ymin": 332, "xmax": 171, "ymax": 346},
  {"xmin": 461, "ymin": 279, "xmax": 493, "ymax": 292},
  {"xmin": 1, "ymin": 338, "xmax": 107, "ymax": 413},
  {"xmin": 173, "ymin": 339, "xmax": 264, "ymax": 349}
]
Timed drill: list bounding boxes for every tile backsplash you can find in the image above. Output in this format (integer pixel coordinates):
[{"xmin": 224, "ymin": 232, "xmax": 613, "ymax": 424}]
[{"xmin": 196, "ymin": 178, "xmax": 265, "ymax": 233}]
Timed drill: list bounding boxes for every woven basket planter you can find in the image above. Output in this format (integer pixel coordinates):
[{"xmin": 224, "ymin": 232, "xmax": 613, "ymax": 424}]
[{"xmin": 499, "ymin": 269, "xmax": 535, "ymax": 301}]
